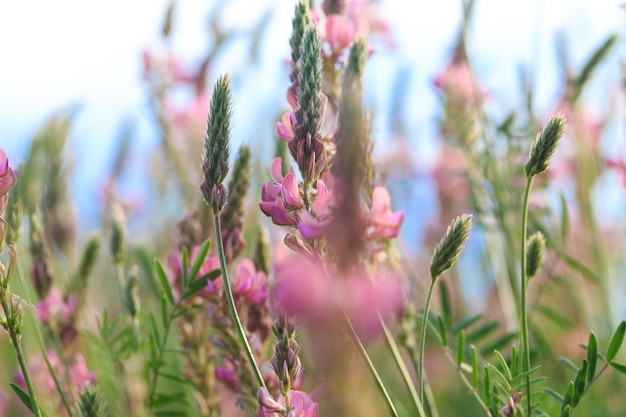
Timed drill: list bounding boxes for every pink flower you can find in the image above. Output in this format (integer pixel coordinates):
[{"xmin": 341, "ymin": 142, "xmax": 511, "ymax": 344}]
[
  {"xmin": 215, "ymin": 362, "xmax": 239, "ymax": 392},
  {"xmin": 234, "ymin": 259, "xmax": 267, "ymax": 305},
  {"xmin": 434, "ymin": 59, "xmax": 487, "ymax": 106},
  {"xmin": 14, "ymin": 351, "xmax": 95, "ymax": 395},
  {"xmin": 260, "ymin": 158, "xmax": 300, "ymax": 227},
  {"xmin": 166, "ymin": 93, "xmax": 211, "ymax": 140},
  {"xmin": 366, "ymin": 187, "xmax": 405, "ymax": 239},
  {"xmin": 36, "ymin": 288, "xmax": 78, "ymax": 327},
  {"xmin": 257, "ymin": 388, "xmax": 318, "ymax": 417},
  {"xmin": 297, "ymin": 177, "xmax": 335, "ymax": 239},
  {"xmin": 324, "ymin": 15, "xmax": 355, "ymax": 52},
  {"xmin": 0, "ymin": 148, "xmax": 17, "ymax": 215},
  {"xmin": 277, "ymin": 112, "xmax": 296, "ymax": 142},
  {"xmin": 271, "ymin": 256, "xmax": 403, "ymax": 338}
]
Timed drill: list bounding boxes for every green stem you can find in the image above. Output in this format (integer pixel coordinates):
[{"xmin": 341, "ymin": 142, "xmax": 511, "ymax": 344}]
[
  {"xmin": 213, "ymin": 214, "xmax": 266, "ymax": 390},
  {"xmin": 520, "ymin": 178, "xmax": 533, "ymax": 415},
  {"xmin": 1, "ymin": 296, "xmax": 43, "ymax": 417},
  {"xmin": 319, "ymin": 262, "xmax": 398, "ymax": 417},
  {"xmin": 380, "ymin": 314, "xmax": 428, "ymax": 417},
  {"xmin": 342, "ymin": 311, "xmax": 399, "ymax": 417},
  {"xmin": 418, "ymin": 279, "xmax": 437, "ymax": 404}
]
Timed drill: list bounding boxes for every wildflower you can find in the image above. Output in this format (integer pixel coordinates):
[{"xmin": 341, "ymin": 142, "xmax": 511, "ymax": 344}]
[
  {"xmin": 366, "ymin": 186, "xmax": 405, "ymax": 239},
  {"xmin": 324, "ymin": 15, "xmax": 355, "ymax": 52},
  {"xmin": 257, "ymin": 387, "xmax": 318, "ymax": 417},
  {"xmin": 277, "ymin": 112, "xmax": 297, "ymax": 142},
  {"xmin": 36, "ymin": 288, "xmax": 78, "ymax": 328},
  {"xmin": 234, "ymin": 259, "xmax": 267, "ymax": 305},
  {"xmin": 0, "ymin": 148, "xmax": 17, "ymax": 215},
  {"xmin": 215, "ymin": 361, "xmax": 240, "ymax": 392},
  {"xmin": 260, "ymin": 158, "xmax": 300, "ymax": 227}
]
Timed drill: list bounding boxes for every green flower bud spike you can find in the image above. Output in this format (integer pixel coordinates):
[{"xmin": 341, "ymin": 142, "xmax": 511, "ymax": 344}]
[
  {"xmin": 201, "ymin": 74, "xmax": 233, "ymax": 213},
  {"xmin": 429, "ymin": 214, "xmax": 473, "ymax": 281},
  {"xmin": 419, "ymin": 214, "xmax": 472, "ymax": 404},
  {"xmin": 525, "ymin": 231, "xmax": 546, "ymax": 279},
  {"xmin": 525, "ymin": 114, "xmax": 565, "ymax": 178}
]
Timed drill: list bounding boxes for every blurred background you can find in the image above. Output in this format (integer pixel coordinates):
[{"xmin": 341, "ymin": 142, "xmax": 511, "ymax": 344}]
[{"xmin": 1, "ymin": 0, "xmax": 623, "ymax": 235}]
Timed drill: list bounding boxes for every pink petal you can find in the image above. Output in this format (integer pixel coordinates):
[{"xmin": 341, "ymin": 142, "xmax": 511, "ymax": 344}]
[
  {"xmin": 282, "ymin": 173, "xmax": 303, "ymax": 207},
  {"xmin": 270, "ymin": 158, "xmax": 284, "ymax": 183},
  {"xmin": 272, "ymin": 200, "xmax": 296, "ymax": 226},
  {"xmin": 259, "ymin": 201, "xmax": 276, "ymax": 217}
]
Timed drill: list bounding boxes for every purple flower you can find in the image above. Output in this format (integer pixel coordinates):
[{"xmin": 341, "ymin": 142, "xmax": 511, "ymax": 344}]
[
  {"xmin": 233, "ymin": 259, "xmax": 267, "ymax": 305},
  {"xmin": 257, "ymin": 387, "xmax": 318, "ymax": 417},
  {"xmin": 0, "ymin": 148, "xmax": 17, "ymax": 215},
  {"xmin": 36, "ymin": 288, "xmax": 78, "ymax": 327}
]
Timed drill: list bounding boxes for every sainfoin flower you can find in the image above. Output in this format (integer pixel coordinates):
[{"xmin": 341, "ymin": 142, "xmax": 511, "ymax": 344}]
[
  {"xmin": 36, "ymin": 288, "xmax": 78, "ymax": 327},
  {"xmin": 0, "ymin": 148, "xmax": 17, "ymax": 215},
  {"xmin": 233, "ymin": 258, "xmax": 267, "ymax": 305},
  {"xmin": 271, "ymin": 256, "xmax": 403, "ymax": 338},
  {"xmin": 257, "ymin": 387, "xmax": 318, "ymax": 417},
  {"xmin": 366, "ymin": 186, "xmax": 405, "ymax": 239}
]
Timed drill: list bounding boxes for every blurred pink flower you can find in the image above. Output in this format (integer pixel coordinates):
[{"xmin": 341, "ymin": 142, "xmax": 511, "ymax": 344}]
[
  {"xmin": 324, "ymin": 15, "xmax": 355, "ymax": 52},
  {"xmin": 434, "ymin": 58, "xmax": 486, "ymax": 105},
  {"xmin": 366, "ymin": 186, "xmax": 405, "ymax": 239},
  {"xmin": 0, "ymin": 148, "xmax": 17, "ymax": 215},
  {"xmin": 347, "ymin": 0, "xmax": 395, "ymax": 48},
  {"xmin": 606, "ymin": 158, "xmax": 626, "ymax": 187},
  {"xmin": 215, "ymin": 361, "xmax": 239, "ymax": 392},
  {"xmin": 257, "ymin": 387, "xmax": 318, "ymax": 417},
  {"xmin": 272, "ymin": 256, "xmax": 403, "ymax": 338},
  {"xmin": 14, "ymin": 351, "xmax": 95, "ymax": 394},
  {"xmin": 166, "ymin": 93, "xmax": 211, "ymax": 140},
  {"xmin": 234, "ymin": 259, "xmax": 267, "ymax": 305},
  {"xmin": 36, "ymin": 288, "xmax": 78, "ymax": 326}
]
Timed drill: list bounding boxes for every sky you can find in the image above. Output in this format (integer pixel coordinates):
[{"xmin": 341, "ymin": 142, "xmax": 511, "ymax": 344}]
[{"xmin": 0, "ymin": 0, "xmax": 624, "ymax": 233}]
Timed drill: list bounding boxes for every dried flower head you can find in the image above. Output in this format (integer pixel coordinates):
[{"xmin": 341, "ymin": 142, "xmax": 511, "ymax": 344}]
[
  {"xmin": 525, "ymin": 114, "xmax": 566, "ymax": 178},
  {"xmin": 430, "ymin": 214, "xmax": 472, "ymax": 281}
]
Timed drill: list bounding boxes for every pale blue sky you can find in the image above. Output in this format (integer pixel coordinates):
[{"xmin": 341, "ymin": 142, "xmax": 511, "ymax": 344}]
[{"xmin": 0, "ymin": 0, "xmax": 624, "ymax": 232}]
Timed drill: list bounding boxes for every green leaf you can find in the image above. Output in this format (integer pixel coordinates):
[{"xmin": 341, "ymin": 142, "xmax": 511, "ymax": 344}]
[
  {"xmin": 181, "ymin": 246, "xmax": 189, "ymax": 286},
  {"xmin": 572, "ymin": 34, "xmax": 619, "ymax": 102},
  {"xmin": 438, "ymin": 316, "xmax": 448, "ymax": 347},
  {"xmin": 562, "ymin": 253, "xmax": 600, "ymax": 284},
  {"xmin": 494, "ymin": 350, "xmax": 512, "ymax": 380},
  {"xmin": 484, "ymin": 366, "xmax": 491, "ymax": 407},
  {"xmin": 466, "ymin": 321, "xmax": 499, "ymax": 344},
  {"xmin": 544, "ymin": 387, "xmax": 564, "ymax": 403},
  {"xmin": 189, "ymin": 239, "xmax": 211, "ymax": 282},
  {"xmin": 155, "ymin": 259, "xmax": 175, "ymax": 305},
  {"xmin": 586, "ymin": 332, "xmax": 597, "ymax": 383},
  {"xmin": 572, "ymin": 359, "xmax": 588, "ymax": 406},
  {"xmin": 606, "ymin": 320, "xmax": 626, "ymax": 362},
  {"xmin": 559, "ymin": 193, "xmax": 569, "ymax": 242},
  {"xmin": 559, "ymin": 357, "xmax": 578, "ymax": 374},
  {"xmin": 452, "ymin": 313, "xmax": 482, "ymax": 333},
  {"xmin": 181, "ymin": 269, "xmax": 221, "ymax": 300},
  {"xmin": 160, "ymin": 291, "xmax": 169, "ymax": 327},
  {"xmin": 610, "ymin": 362, "xmax": 626, "ymax": 374},
  {"xmin": 561, "ymin": 381, "xmax": 574, "ymax": 414},
  {"xmin": 486, "ymin": 363, "xmax": 512, "ymax": 391},
  {"xmin": 560, "ymin": 404, "xmax": 571, "ymax": 417},
  {"xmin": 10, "ymin": 382, "xmax": 34, "ymax": 413},
  {"xmin": 439, "ymin": 279, "xmax": 452, "ymax": 328},
  {"xmin": 457, "ymin": 330, "xmax": 465, "ymax": 366},
  {"xmin": 471, "ymin": 345, "xmax": 478, "ymax": 389},
  {"xmin": 536, "ymin": 305, "xmax": 576, "ymax": 329},
  {"xmin": 512, "ymin": 365, "xmax": 542, "ymax": 381},
  {"xmin": 480, "ymin": 332, "xmax": 517, "ymax": 357}
]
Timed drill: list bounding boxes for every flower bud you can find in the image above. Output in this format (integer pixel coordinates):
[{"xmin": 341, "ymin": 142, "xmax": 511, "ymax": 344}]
[
  {"xmin": 526, "ymin": 231, "xmax": 546, "ymax": 279},
  {"xmin": 525, "ymin": 114, "xmax": 565, "ymax": 178},
  {"xmin": 430, "ymin": 214, "xmax": 473, "ymax": 281}
]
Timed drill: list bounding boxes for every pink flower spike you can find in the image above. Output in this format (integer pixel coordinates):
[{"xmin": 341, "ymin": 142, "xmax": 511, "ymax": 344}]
[
  {"xmin": 282, "ymin": 173, "xmax": 303, "ymax": 208},
  {"xmin": 287, "ymin": 390, "xmax": 318, "ymax": 417},
  {"xmin": 270, "ymin": 157, "xmax": 285, "ymax": 183}
]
